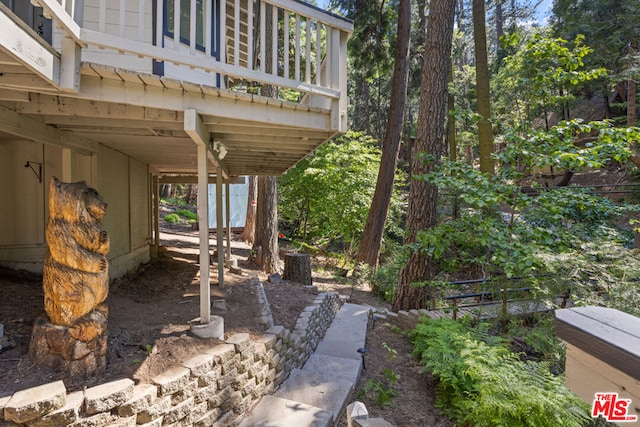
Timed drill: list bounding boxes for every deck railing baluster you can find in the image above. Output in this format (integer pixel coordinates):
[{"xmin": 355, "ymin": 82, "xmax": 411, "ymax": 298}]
[
  {"xmin": 174, "ymin": 0, "xmax": 181, "ymax": 50},
  {"xmin": 294, "ymin": 14, "xmax": 300, "ymax": 82},
  {"xmin": 233, "ymin": 0, "xmax": 239, "ymax": 66},
  {"xmin": 29, "ymin": 0, "xmax": 351, "ymax": 103}
]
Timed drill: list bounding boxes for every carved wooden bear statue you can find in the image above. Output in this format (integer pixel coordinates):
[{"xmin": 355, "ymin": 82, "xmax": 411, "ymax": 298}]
[{"xmin": 43, "ymin": 177, "xmax": 110, "ymax": 327}]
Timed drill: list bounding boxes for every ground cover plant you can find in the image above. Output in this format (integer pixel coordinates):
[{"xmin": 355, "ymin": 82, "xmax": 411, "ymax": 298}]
[{"xmin": 410, "ymin": 317, "xmax": 591, "ymax": 427}]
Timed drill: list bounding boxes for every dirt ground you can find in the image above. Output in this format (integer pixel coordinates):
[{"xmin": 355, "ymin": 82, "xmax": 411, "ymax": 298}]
[{"xmin": 0, "ymin": 215, "xmax": 451, "ymax": 426}]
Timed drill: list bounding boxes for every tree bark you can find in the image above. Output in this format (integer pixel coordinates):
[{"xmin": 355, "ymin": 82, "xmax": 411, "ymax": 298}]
[
  {"xmin": 393, "ymin": 0, "xmax": 456, "ymax": 312},
  {"xmin": 355, "ymin": 0, "xmax": 411, "ymax": 272},
  {"xmin": 473, "ymin": 0, "xmax": 494, "ymax": 175},
  {"xmin": 283, "ymin": 253, "xmax": 312, "ymax": 285},
  {"xmin": 629, "ymin": 78, "xmax": 637, "ymax": 127},
  {"xmin": 252, "ymin": 6, "xmax": 279, "ymax": 273},
  {"xmin": 240, "ymin": 176, "xmax": 257, "ymax": 244},
  {"xmin": 160, "ymin": 184, "xmax": 171, "ymax": 199},
  {"xmin": 254, "ymin": 176, "xmax": 279, "ymax": 274}
]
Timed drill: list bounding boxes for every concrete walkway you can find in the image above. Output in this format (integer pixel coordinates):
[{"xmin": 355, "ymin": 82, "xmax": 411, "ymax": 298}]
[{"xmin": 239, "ymin": 303, "xmax": 369, "ymax": 427}]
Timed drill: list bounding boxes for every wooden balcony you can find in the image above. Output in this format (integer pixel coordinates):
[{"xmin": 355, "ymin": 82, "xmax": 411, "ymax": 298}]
[{"xmin": 0, "ymin": 0, "xmax": 352, "ymax": 176}]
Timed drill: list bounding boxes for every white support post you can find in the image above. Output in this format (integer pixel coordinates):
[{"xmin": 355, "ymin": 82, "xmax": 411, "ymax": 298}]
[
  {"xmin": 185, "ymin": 108, "xmax": 212, "ymax": 324},
  {"xmin": 225, "ymin": 181, "xmax": 231, "ymax": 260},
  {"xmin": 216, "ymin": 172, "xmax": 225, "ymax": 287},
  {"xmin": 60, "ymin": 35, "xmax": 81, "ymax": 91},
  {"xmin": 197, "ymin": 141, "xmax": 211, "ymax": 324}
]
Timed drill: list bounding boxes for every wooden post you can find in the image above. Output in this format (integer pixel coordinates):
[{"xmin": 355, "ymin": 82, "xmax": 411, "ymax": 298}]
[{"xmin": 283, "ymin": 253, "xmax": 312, "ymax": 285}]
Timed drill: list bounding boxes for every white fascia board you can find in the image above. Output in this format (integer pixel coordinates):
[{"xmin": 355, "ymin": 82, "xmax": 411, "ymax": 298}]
[
  {"xmin": 74, "ymin": 74, "xmax": 331, "ymax": 131},
  {"xmin": 0, "ymin": 10, "xmax": 60, "ymax": 87}
]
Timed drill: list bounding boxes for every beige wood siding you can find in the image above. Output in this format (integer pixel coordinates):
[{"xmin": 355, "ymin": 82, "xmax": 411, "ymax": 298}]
[
  {"xmin": 129, "ymin": 157, "xmax": 149, "ymax": 250},
  {"xmin": 0, "ymin": 139, "xmax": 45, "ymax": 247},
  {"xmin": 98, "ymin": 145, "xmax": 131, "ymax": 261}
]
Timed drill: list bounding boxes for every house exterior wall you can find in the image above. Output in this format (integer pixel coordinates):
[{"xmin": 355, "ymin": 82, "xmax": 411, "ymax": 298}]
[{"xmin": 0, "ymin": 139, "xmax": 151, "ymax": 278}]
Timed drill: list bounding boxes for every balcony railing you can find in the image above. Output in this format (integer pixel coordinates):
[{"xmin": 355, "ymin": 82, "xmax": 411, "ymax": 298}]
[{"xmin": 30, "ymin": 0, "xmax": 351, "ymax": 105}]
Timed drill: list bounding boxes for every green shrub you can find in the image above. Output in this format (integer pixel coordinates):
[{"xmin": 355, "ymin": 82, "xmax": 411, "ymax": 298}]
[
  {"xmin": 175, "ymin": 209, "xmax": 197, "ymax": 220},
  {"xmin": 371, "ymin": 261, "xmax": 401, "ymax": 303},
  {"xmin": 164, "ymin": 213, "xmax": 180, "ymax": 223},
  {"xmin": 411, "ymin": 318, "xmax": 591, "ymax": 427}
]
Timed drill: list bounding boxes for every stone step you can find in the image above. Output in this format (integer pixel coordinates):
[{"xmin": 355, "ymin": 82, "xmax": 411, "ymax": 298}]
[
  {"xmin": 314, "ymin": 303, "xmax": 368, "ymax": 361},
  {"xmin": 275, "ymin": 368, "xmax": 354, "ymax": 419},
  {"xmin": 238, "ymin": 395, "xmax": 333, "ymax": 427}
]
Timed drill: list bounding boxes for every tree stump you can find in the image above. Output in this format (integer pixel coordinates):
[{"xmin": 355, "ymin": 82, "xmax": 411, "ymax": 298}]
[{"xmin": 283, "ymin": 253, "xmax": 312, "ymax": 285}]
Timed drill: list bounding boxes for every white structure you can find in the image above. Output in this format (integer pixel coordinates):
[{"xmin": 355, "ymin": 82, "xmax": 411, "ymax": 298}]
[{"xmin": 0, "ymin": 0, "xmax": 352, "ymax": 325}]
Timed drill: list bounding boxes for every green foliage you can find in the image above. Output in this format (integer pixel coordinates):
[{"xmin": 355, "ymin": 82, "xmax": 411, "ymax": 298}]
[
  {"xmin": 552, "ymin": 0, "xmax": 640, "ymax": 78},
  {"xmin": 370, "ymin": 260, "xmax": 402, "ymax": 303},
  {"xmin": 494, "ymin": 30, "xmax": 607, "ymax": 127},
  {"xmin": 507, "ymin": 315, "xmax": 567, "ymax": 369},
  {"xmin": 160, "ymin": 197, "xmax": 188, "ymax": 207},
  {"xmin": 360, "ymin": 378, "xmax": 398, "ymax": 409},
  {"xmin": 163, "ymin": 213, "xmax": 180, "ymax": 223},
  {"xmin": 279, "ymin": 131, "xmax": 381, "ymax": 257},
  {"xmin": 540, "ymin": 238, "xmax": 640, "ymax": 317},
  {"xmin": 175, "ymin": 209, "xmax": 197, "ymax": 220},
  {"xmin": 496, "ymin": 120, "xmax": 639, "ymax": 175},
  {"xmin": 411, "ymin": 119, "xmax": 640, "ymax": 285},
  {"xmin": 410, "ymin": 318, "xmax": 591, "ymax": 427},
  {"xmin": 357, "ymin": 342, "xmax": 400, "ymax": 409}
]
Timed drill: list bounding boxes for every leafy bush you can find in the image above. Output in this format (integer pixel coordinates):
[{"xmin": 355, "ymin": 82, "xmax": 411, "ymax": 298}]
[
  {"xmin": 163, "ymin": 213, "xmax": 180, "ymax": 223},
  {"xmin": 371, "ymin": 261, "xmax": 402, "ymax": 303},
  {"xmin": 279, "ymin": 131, "xmax": 405, "ymax": 259},
  {"xmin": 175, "ymin": 209, "xmax": 197, "ymax": 221},
  {"xmin": 411, "ymin": 318, "xmax": 591, "ymax": 427}
]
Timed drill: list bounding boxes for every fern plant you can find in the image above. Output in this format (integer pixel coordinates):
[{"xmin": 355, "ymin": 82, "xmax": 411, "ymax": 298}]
[{"xmin": 411, "ymin": 318, "xmax": 591, "ymax": 426}]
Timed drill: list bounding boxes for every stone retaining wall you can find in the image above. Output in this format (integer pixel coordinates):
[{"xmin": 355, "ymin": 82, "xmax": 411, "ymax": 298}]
[{"xmin": 0, "ymin": 292, "xmax": 345, "ymax": 427}]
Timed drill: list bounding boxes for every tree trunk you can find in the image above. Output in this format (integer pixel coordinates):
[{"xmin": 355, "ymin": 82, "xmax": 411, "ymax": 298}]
[
  {"xmin": 393, "ymin": 0, "xmax": 456, "ymax": 312},
  {"xmin": 473, "ymin": 0, "xmax": 494, "ymax": 175},
  {"xmin": 254, "ymin": 176, "xmax": 279, "ymax": 274},
  {"xmin": 240, "ymin": 176, "xmax": 258, "ymax": 244},
  {"xmin": 283, "ymin": 253, "xmax": 312, "ymax": 285},
  {"xmin": 495, "ymin": 0, "xmax": 505, "ymax": 62},
  {"xmin": 160, "ymin": 184, "xmax": 171, "ymax": 199},
  {"xmin": 252, "ymin": 6, "xmax": 279, "ymax": 273},
  {"xmin": 629, "ymin": 78, "xmax": 637, "ymax": 127},
  {"xmin": 355, "ymin": 0, "xmax": 411, "ymax": 272},
  {"xmin": 628, "ymin": 78, "xmax": 639, "ymax": 248}
]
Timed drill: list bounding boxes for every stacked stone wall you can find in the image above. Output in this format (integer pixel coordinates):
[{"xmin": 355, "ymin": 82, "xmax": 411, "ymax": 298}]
[{"xmin": 1, "ymin": 292, "xmax": 345, "ymax": 427}]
